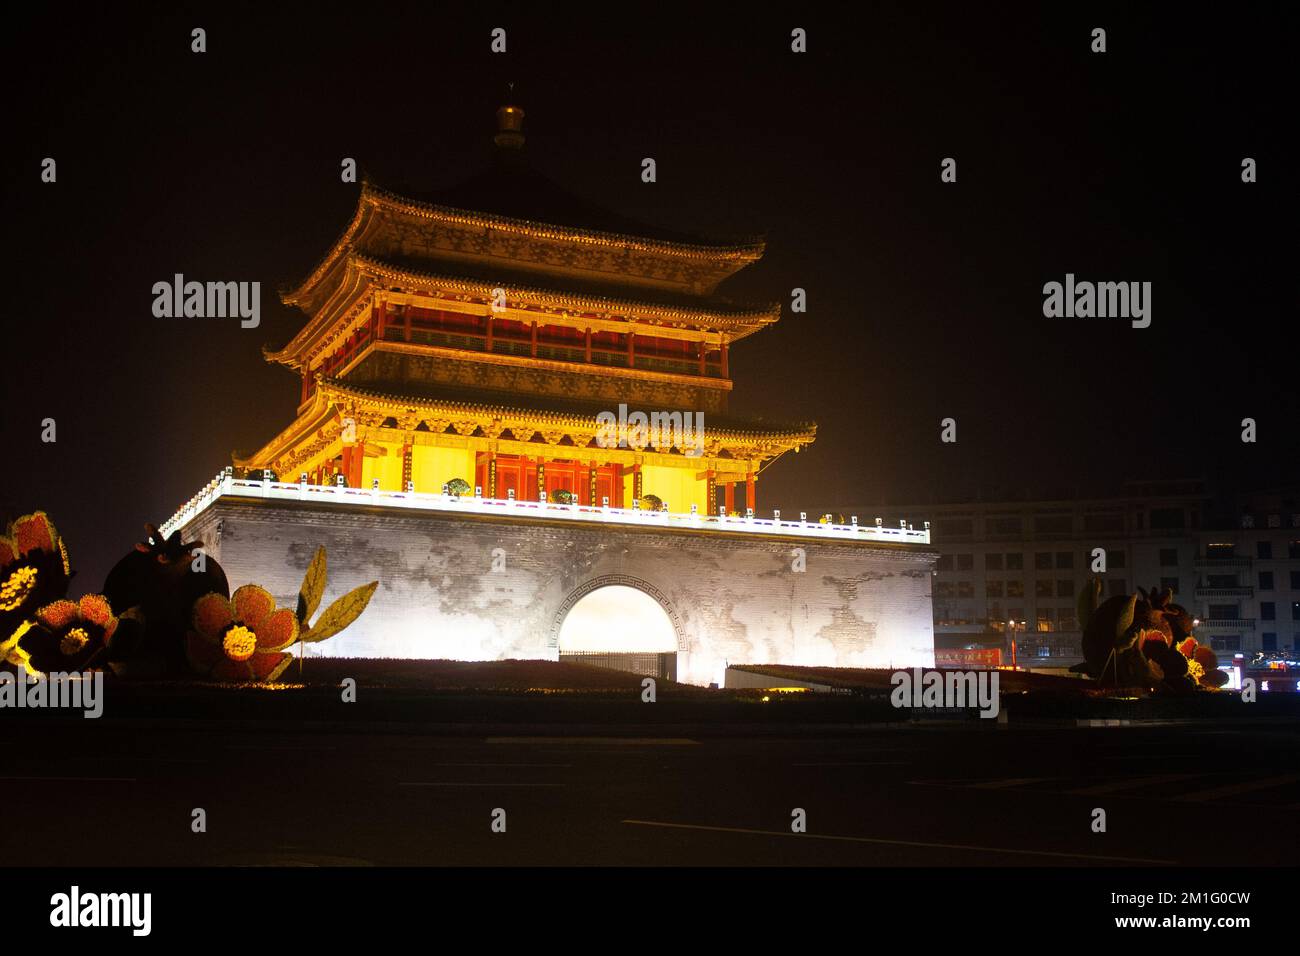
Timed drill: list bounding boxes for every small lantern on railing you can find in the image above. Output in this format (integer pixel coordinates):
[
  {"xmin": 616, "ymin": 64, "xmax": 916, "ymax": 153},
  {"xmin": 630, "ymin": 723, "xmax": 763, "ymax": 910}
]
[
  {"xmin": 899, "ymin": 519, "xmax": 906, "ymax": 530},
  {"xmin": 875, "ymin": 517, "xmax": 883, "ymax": 528},
  {"xmin": 442, "ymin": 483, "xmax": 449, "ymax": 495},
  {"xmin": 690, "ymin": 503, "xmax": 698, "ymax": 515},
  {"xmin": 602, "ymin": 496, "xmax": 609, "ymax": 509},
  {"xmin": 719, "ymin": 506, "xmax": 727, "ymax": 519},
  {"xmin": 540, "ymin": 491, "xmax": 548, "ymax": 503},
  {"xmin": 661, "ymin": 501, "xmax": 668, "ymax": 512},
  {"xmin": 225, "ymin": 465, "xmax": 234, "ymax": 478},
  {"xmin": 299, "ymin": 472, "xmax": 308, "ymax": 485},
  {"xmin": 800, "ymin": 511, "xmax": 807, "ymax": 523},
  {"xmin": 745, "ymin": 507, "xmax": 754, "ymax": 519},
  {"xmin": 507, "ymin": 488, "xmax": 516, "ymax": 501},
  {"xmin": 372, "ymin": 478, "xmax": 380, "ymax": 491},
  {"xmin": 851, "ymin": 515, "xmax": 858, "ymax": 526},
  {"xmin": 924, "ymin": 520, "xmax": 931, "ymax": 531},
  {"xmin": 406, "ymin": 480, "xmax": 415, "ymax": 493},
  {"xmin": 335, "ymin": 475, "xmax": 346, "ymax": 488},
  {"xmin": 475, "ymin": 486, "xmax": 482, "ymax": 498},
  {"xmin": 774, "ymin": 509, "xmax": 780, "ymax": 522},
  {"xmin": 633, "ymin": 499, "xmax": 640, "ymax": 511}
]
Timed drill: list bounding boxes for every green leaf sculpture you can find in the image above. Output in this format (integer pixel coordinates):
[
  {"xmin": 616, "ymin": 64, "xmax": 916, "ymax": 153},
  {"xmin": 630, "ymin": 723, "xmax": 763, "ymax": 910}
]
[
  {"xmin": 1114, "ymin": 593, "xmax": 1138, "ymax": 648},
  {"xmin": 1076, "ymin": 576, "xmax": 1100, "ymax": 632},
  {"xmin": 296, "ymin": 546, "xmax": 328, "ymax": 625},
  {"xmin": 302, "ymin": 581, "xmax": 379, "ymax": 644},
  {"xmin": 291, "ymin": 546, "xmax": 378, "ymax": 651}
]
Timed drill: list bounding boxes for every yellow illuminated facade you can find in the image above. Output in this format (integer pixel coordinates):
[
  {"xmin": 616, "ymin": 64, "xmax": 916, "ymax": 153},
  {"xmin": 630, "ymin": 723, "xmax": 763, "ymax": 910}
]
[{"xmin": 237, "ymin": 105, "xmax": 816, "ymax": 513}]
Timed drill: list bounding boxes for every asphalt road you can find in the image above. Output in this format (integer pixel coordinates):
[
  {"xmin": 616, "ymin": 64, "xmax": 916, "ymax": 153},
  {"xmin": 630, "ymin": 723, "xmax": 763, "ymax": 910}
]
[{"xmin": 5, "ymin": 720, "xmax": 1298, "ymax": 866}]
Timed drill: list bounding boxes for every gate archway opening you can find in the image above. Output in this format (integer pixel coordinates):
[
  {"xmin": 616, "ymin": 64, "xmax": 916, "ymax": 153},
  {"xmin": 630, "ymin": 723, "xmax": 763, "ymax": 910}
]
[{"xmin": 557, "ymin": 584, "xmax": 679, "ymax": 680}]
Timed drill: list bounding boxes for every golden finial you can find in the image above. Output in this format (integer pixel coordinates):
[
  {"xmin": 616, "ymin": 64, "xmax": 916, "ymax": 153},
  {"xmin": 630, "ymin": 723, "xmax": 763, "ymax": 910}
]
[{"xmin": 494, "ymin": 87, "xmax": 525, "ymax": 149}]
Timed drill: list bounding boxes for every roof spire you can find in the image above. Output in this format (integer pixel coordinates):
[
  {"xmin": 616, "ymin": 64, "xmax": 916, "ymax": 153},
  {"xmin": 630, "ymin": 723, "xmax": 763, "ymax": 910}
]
[{"xmin": 494, "ymin": 85, "xmax": 525, "ymax": 149}]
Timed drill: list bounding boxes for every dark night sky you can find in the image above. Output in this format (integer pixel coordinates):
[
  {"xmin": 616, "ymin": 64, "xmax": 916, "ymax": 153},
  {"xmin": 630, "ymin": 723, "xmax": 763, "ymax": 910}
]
[{"xmin": 2, "ymin": 4, "xmax": 1294, "ymax": 594}]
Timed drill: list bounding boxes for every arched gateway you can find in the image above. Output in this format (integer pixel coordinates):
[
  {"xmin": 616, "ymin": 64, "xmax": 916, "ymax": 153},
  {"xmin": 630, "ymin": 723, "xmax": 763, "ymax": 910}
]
[{"xmin": 552, "ymin": 576, "xmax": 686, "ymax": 680}]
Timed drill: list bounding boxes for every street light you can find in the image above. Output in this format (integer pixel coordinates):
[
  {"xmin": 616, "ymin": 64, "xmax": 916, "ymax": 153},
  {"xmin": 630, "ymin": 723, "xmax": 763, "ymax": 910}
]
[{"xmin": 1006, "ymin": 619, "xmax": 1025, "ymax": 670}]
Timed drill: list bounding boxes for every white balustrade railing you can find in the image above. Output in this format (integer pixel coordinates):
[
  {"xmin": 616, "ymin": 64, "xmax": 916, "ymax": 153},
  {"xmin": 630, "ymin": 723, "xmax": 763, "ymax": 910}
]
[{"xmin": 159, "ymin": 472, "xmax": 932, "ymax": 545}]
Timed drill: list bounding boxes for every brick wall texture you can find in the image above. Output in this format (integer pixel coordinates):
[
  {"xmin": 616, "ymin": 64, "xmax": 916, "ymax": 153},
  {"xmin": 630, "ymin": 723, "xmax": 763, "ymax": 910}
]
[{"xmin": 185, "ymin": 497, "xmax": 937, "ymax": 685}]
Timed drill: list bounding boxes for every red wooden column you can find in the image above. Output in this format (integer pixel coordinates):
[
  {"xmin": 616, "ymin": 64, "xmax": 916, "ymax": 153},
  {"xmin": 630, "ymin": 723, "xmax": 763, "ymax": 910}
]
[
  {"xmin": 376, "ymin": 298, "xmax": 387, "ymax": 341},
  {"xmin": 627, "ymin": 330, "xmax": 636, "ymax": 369},
  {"xmin": 485, "ymin": 314, "xmax": 494, "ymax": 352},
  {"xmin": 720, "ymin": 341, "xmax": 729, "ymax": 378},
  {"xmin": 339, "ymin": 447, "xmax": 354, "ymax": 487},
  {"xmin": 724, "ymin": 482, "xmax": 735, "ymax": 514},
  {"xmin": 349, "ymin": 441, "xmax": 366, "ymax": 488},
  {"xmin": 697, "ymin": 341, "xmax": 706, "ymax": 375},
  {"xmin": 745, "ymin": 471, "xmax": 756, "ymax": 512},
  {"xmin": 300, "ymin": 369, "xmax": 309, "ymax": 403},
  {"xmin": 584, "ymin": 327, "xmax": 592, "ymax": 363},
  {"xmin": 403, "ymin": 305, "xmax": 412, "ymax": 343},
  {"xmin": 530, "ymin": 320, "xmax": 538, "ymax": 357}
]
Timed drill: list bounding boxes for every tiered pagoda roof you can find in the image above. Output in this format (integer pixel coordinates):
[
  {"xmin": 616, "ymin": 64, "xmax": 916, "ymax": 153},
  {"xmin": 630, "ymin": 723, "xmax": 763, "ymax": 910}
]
[{"xmin": 241, "ymin": 103, "xmax": 816, "ymax": 484}]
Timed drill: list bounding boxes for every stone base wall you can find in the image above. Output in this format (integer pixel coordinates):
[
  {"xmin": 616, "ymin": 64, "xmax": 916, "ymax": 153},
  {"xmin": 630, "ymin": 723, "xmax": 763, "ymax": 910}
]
[{"xmin": 184, "ymin": 496, "xmax": 936, "ymax": 686}]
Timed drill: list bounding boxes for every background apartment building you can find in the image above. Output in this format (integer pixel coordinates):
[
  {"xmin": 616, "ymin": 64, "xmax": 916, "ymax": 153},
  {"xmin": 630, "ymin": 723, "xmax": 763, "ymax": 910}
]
[{"xmin": 841, "ymin": 479, "xmax": 1300, "ymax": 669}]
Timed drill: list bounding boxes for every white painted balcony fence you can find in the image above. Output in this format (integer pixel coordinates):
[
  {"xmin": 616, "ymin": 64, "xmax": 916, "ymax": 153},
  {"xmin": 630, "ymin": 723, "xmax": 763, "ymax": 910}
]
[{"xmin": 159, "ymin": 472, "xmax": 932, "ymax": 546}]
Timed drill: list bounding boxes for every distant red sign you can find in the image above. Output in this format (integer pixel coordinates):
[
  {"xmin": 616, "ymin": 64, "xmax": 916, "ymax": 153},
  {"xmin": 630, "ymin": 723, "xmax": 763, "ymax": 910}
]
[{"xmin": 934, "ymin": 648, "xmax": 1002, "ymax": 668}]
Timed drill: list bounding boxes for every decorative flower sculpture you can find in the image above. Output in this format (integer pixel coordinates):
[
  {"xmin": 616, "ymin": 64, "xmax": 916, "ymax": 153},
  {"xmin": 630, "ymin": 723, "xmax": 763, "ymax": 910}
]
[
  {"xmin": 102, "ymin": 522, "xmax": 229, "ymax": 675},
  {"xmin": 1078, "ymin": 579, "xmax": 1227, "ymax": 691},
  {"xmin": 18, "ymin": 594, "xmax": 118, "ymax": 675},
  {"xmin": 186, "ymin": 585, "xmax": 299, "ymax": 682},
  {"xmin": 0, "ymin": 512, "xmax": 72, "ymax": 661},
  {"xmin": 1176, "ymin": 637, "xmax": 1229, "ymax": 689},
  {"xmin": 1140, "ymin": 630, "xmax": 1194, "ymax": 692}
]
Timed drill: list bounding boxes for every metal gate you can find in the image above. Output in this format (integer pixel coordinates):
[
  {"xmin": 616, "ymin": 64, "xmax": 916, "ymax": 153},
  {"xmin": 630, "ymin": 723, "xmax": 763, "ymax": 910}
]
[{"xmin": 559, "ymin": 651, "xmax": 678, "ymax": 681}]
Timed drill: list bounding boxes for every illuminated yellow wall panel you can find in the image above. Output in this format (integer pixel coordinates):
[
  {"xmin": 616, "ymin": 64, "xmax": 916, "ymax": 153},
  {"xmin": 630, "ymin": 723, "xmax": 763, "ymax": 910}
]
[
  {"xmin": 361, "ymin": 443, "xmax": 404, "ymax": 491},
  {"xmin": 640, "ymin": 464, "xmax": 708, "ymax": 513},
  {"xmin": 411, "ymin": 445, "xmax": 475, "ymax": 493}
]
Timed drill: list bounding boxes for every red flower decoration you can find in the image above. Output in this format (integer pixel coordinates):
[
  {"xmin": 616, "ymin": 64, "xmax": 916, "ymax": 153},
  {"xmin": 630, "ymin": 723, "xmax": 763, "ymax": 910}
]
[
  {"xmin": 1, "ymin": 513, "xmax": 72, "ymax": 663},
  {"xmin": 186, "ymin": 585, "xmax": 299, "ymax": 681},
  {"xmin": 18, "ymin": 594, "xmax": 118, "ymax": 674},
  {"xmin": 1175, "ymin": 636, "xmax": 1230, "ymax": 689}
]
